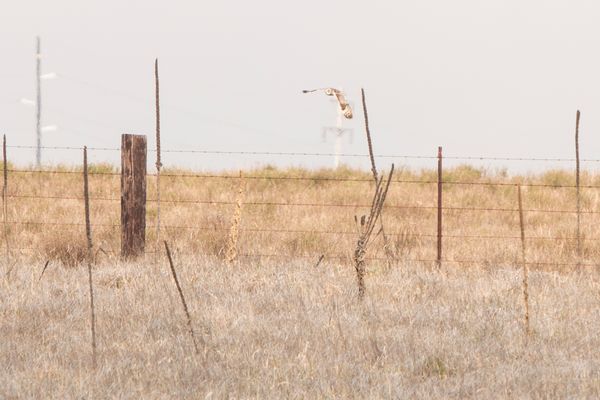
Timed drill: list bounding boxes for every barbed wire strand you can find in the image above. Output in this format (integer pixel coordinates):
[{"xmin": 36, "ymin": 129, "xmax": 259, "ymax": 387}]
[
  {"xmin": 5, "ymin": 168, "xmax": 600, "ymax": 189},
  {"xmin": 7, "ymin": 246, "xmax": 600, "ymax": 268},
  {"xmin": 9, "ymin": 144, "xmax": 600, "ymax": 163},
  {"xmin": 6, "ymin": 193, "xmax": 600, "ymax": 215},
  {"xmin": 6, "ymin": 220, "xmax": 600, "ymax": 242}
]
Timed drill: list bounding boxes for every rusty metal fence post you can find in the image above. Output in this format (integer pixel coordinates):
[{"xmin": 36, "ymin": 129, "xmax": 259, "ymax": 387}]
[
  {"xmin": 2, "ymin": 135, "xmax": 9, "ymax": 266},
  {"xmin": 83, "ymin": 146, "xmax": 97, "ymax": 368},
  {"xmin": 575, "ymin": 110, "xmax": 581, "ymax": 265},
  {"xmin": 437, "ymin": 146, "xmax": 443, "ymax": 268}
]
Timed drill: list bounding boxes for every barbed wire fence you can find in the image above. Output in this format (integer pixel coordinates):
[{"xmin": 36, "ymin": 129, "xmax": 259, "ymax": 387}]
[{"xmin": 2, "ymin": 144, "xmax": 599, "ymax": 269}]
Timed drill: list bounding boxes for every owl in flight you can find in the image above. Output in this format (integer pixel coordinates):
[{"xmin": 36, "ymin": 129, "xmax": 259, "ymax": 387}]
[{"xmin": 302, "ymin": 87, "xmax": 353, "ymax": 119}]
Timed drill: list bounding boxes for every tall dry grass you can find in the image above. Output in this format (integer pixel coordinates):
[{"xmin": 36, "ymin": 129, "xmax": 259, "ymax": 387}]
[
  {"xmin": 2, "ymin": 164, "xmax": 600, "ymax": 397},
  {"xmin": 2, "ymin": 257, "xmax": 600, "ymax": 398},
  {"xmin": 4, "ymin": 164, "xmax": 600, "ymax": 270},
  {"xmin": 225, "ymin": 171, "xmax": 245, "ymax": 264}
]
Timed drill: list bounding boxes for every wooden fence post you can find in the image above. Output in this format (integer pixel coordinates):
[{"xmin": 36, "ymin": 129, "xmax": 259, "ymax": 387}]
[
  {"xmin": 121, "ymin": 134, "xmax": 147, "ymax": 258},
  {"xmin": 437, "ymin": 146, "xmax": 443, "ymax": 268}
]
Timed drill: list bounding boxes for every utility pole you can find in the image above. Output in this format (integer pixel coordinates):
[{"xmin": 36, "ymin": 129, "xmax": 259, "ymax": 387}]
[
  {"xmin": 21, "ymin": 36, "xmax": 55, "ymax": 166},
  {"xmin": 323, "ymin": 106, "xmax": 352, "ymax": 168},
  {"xmin": 35, "ymin": 36, "xmax": 42, "ymax": 168},
  {"xmin": 303, "ymin": 87, "xmax": 354, "ymax": 169}
]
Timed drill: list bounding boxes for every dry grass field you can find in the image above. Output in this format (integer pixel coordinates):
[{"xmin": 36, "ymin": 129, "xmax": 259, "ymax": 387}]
[
  {"xmin": 6, "ymin": 163, "xmax": 600, "ymax": 266},
  {"xmin": 2, "ymin": 164, "xmax": 600, "ymax": 398}
]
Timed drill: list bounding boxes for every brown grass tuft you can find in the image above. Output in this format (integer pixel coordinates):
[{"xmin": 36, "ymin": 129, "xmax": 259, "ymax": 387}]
[{"xmin": 42, "ymin": 235, "xmax": 89, "ymax": 267}]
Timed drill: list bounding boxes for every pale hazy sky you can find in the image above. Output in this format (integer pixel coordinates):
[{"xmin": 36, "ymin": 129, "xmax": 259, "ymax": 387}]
[{"xmin": 2, "ymin": 0, "xmax": 600, "ymax": 171}]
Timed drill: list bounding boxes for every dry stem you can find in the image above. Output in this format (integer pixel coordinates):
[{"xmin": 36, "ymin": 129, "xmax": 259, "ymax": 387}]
[
  {"xmin": 155, "ymin": 58, "xmax": 162, "ymax": 265},
  {"xmin": 360, "ymin": 88, "xmax": 394, "ymax": 268},
  {"xmin": 518, "ymin": 184, "xmax": 530, "ymax": 336},
  {"xmin": 354, "ymin": 165, "xmax": 395, "ymax": 299},
  {"xmin": 38, "ymin": 260, "xmax": 50, "ymax": 281},
  {"xmin": 164, "ymin": 241, "xmax": 200, "ymax": 354},
  {"xmin": 225, "ymin": 171, "xmax": 245, "ymax": 264},
  {"xmin": 83, "ymin": 146, "xmax": 97, "ymax": 368}
]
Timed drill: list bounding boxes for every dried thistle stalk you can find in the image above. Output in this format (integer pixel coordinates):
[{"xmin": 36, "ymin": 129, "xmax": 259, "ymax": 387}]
[
  {"xmin": 354, "ymin": 165, "xmax": 395, "ymax": 300},
  {"xmin": 517, "ymin": 184, "xmax": 530, "ymax": 336},
  {"xmin": 361, "ymin": 88, "xmax": 395, "ymax": 268},
  {"xmin": 225, "ymin": 171, "xmax": 245, "ymax": 264}
]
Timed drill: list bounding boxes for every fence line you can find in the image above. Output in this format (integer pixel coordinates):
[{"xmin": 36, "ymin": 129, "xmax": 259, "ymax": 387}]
[
  {"xmin": 133, "ymin": 251, "xmax": 600, "ymax": 268},
  {"xmin": 13, "ymin": 241, "xmax": 599, "ymax": 269},
  {"xmin": 6, "ymin": 219, "xmax": 600, "ymax": 243},
  {"xmin": 6, "ymin": 167, "xmax": 600, "ymax": 189},
  {"xmin": 8, "ymin": 144, "xmax": 600, "ymax": 163},
  {"xmin": 241, "ymin": 255, "xmax": 600, "ymax": 267},
  {"xmin": 4, "ymin": 144, "xmax": 600, "ymax": 271},
  {"xmin": 11, "ymin": 244, "xmax": 594, "ymax": 267},
  {"xmin": 5, "ymin": 193, "xmax": 600, "ymax": 216}
]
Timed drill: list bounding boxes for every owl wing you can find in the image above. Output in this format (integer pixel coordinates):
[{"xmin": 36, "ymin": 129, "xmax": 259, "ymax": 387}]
[{"xmin": 334, "ymin": 91, "xmax": 353, "ymax": 119}]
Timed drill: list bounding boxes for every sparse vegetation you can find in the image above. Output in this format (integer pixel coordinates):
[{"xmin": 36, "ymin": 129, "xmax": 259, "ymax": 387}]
[
  {"xmin": 3, "ymin": 257, "xmax": 600, "ymax": 398},
  {"xmin": 2, "ymin": 164, "xmax": 600, "ymax": 398},
  {"xmin": 6, "ymin": 164, "xmax": 600, "ymax": 269}
]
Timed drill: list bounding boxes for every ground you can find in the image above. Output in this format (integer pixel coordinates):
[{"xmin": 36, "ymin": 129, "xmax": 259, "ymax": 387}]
[
  {"xmin": 2, "ymin": 165, "xmax": 600, "ymax": 398},
  {"xmin": 2, "ymin": 256, "xmax": 600, "ymax": 399}
]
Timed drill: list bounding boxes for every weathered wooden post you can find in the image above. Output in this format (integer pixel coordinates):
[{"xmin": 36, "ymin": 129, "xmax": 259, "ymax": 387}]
[{"xmin": 121, "ymin": 134, "xmax": 147, "ymax": 258}]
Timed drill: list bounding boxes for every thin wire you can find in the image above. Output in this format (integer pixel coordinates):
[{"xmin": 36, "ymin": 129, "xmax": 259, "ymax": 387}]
[
  {"xmin": 8, "ymin": 169, "xmax": 120, "ymax": 176},
  {"xmin": 6, "ymin": 219, "xmax": 600, "ymax": 242},
  {"xmin": 6, "ymin": 168, "xmax": 600, "ymax": 189},
  {"xmin": 141, "ymin": 251, "xmax": 600, "ymax": 267},
  {"xmin": 8, "ymin": 145, "xmax": 600, "ymax": 163},
  {"xmin": 7, "ymin": 145, "xmax": 119, "ymax": 151},
  {"xmin": 8, "ymin": 193, "xmax": 600, "ymax": 214},
  {"xmin": 240, "ymin": 254, "xmax": 600, "ymax": 267},
  {"xmin": 5, "ymin": 246, "xmax": 599, "ymax": 268}
]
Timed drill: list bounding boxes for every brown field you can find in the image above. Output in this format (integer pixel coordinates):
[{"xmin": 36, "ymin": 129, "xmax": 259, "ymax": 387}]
[
  {"xmin": 6, "ymin": 163, "xmax": 600, "ymax": 266},
  {"xmin": 2, "ymin": 164, "xmax": 600, "ymax": 398}
]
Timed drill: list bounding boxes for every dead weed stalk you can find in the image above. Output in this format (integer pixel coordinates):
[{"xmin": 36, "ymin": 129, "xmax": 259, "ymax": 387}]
[
  {"xmin": 354, "ymin": 164, "xmax": 395, "ymax": 300},
  {"xmin": 164, "ymin": 241, "xmax": 200, "ymax": 354},
  {"xmin": 225, "ymin": 171, "xmax": 245, "ymax": 264},
  {"xmin": 361, "ymin": 88, "xmax": 395, "ymax": 268}
]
